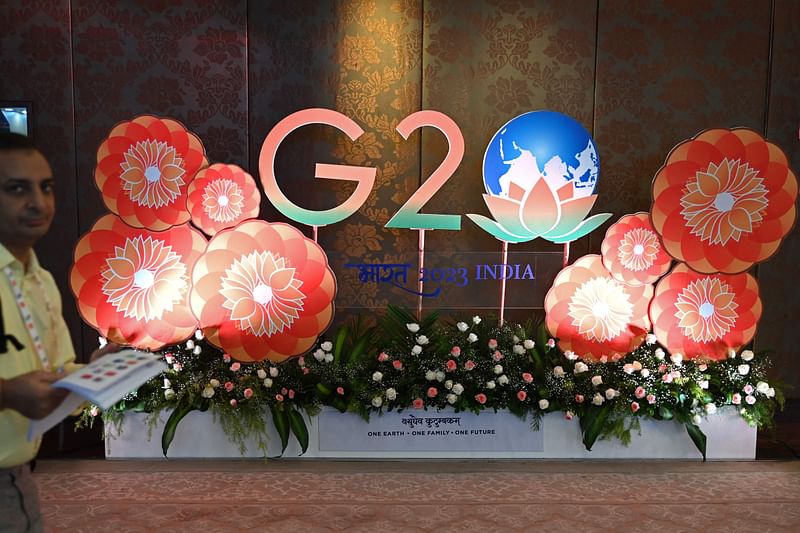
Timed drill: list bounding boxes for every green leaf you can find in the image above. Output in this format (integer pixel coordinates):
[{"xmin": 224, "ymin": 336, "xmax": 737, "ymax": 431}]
[
  {"xmin": 315, "ymin": 382, "xmax": 333, "ymax": 397},
  {"xmin": 685, "ymin": 422, "xmax": 707, "ymax": 461},
  {"xmin": 658, "ymin": 406, "xmax": 674, "ymax": 420},
  {"xmin": 161, "ymin": 402, "xmax": 195, "ymax": 457},
  {"xmin": 347, "ymin": 334, "xmax": 371, "ymax": 366},
  {"xmin": 271, "ymin": 404, "xmax": 290, "ymax": 455},
  {"xmin": 333, "ymin": 325, "xmax": 349, "ymax": 366},
  {"xmin": 287, "ymin": 408, "xmax": 310, "ymax": 454},
  {"xmin": 582, "ymin": 404, "xmax": 611, "ymax": 451}
]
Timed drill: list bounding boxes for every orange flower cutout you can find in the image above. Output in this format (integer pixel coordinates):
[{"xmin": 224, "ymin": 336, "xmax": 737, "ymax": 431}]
[
  {"xmin": 545, "ymin": 255, "xmax": 653, "ymax": 362},
  {"xmin": 650, "ymin": 264, "xmax": 761, "ymax": 361},
  {"xmin": 651, "ymin": 128, "xmax": 797, "ymax": 273},
  {"xmin": 601, "ymin": 212, "xmax": 672, "ymax": 286},
  {"xmin": 190, "ymin": 220, "xmax": 336, "ymax": 362},
  {"xmin": 70, "ymin": 214, "xmax": 207, "ymax": 350},
  {"xmin": 95, "ymin": 115, "xmax": 208, "ymax": 231},
  {"xmin": 187, "ymin": 163, "xmax": 261, "ymax": 236}
]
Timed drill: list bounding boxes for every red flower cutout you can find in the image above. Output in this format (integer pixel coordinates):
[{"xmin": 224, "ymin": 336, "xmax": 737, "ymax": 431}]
[
  {"xmin": 601, "ymin": 212, "xmax": 672, "ymax": 286},
  {"xmin": 187, "ymin": 163, "xmax": 260, "ymax": 236},
  {"xmin": 190, "ymin": 220, "xmax": 337, "ymax": 362},
  {"xmin": 651, "ymin": 128, "xmax": 797, "ymax": 273},
  {"xmin": 70, "ymin": 214, "xmax": 207, "ymax": 350},
  {"xmin": 545, "ymin": 255, "xmax": 653, "ymax": 362},
  {"xmin": 95, "ymin": 115, "xmax": 208, "ymax": 231},
  {"xmin": 649, "ymin": 264, "xmax": 761, "ymax": 361}
]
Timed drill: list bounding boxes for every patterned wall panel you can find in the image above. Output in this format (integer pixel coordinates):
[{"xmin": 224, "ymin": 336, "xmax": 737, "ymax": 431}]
[
  {"xmin": 759, "ymin": 0, "xmax": 800, "ymax": 395},
  {"xmin": 0, "ymin": 1, "xmax": 82, "ymax": 356}
]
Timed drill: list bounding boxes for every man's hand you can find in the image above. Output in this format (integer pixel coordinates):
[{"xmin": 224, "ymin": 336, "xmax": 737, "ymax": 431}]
[
  {"xmin": 89, "ymin": 342, "xmax": 121, "ymax": 363},
  {"xmin": 2, "ymin": 371, "xmax": 69, "ymax": 419}
]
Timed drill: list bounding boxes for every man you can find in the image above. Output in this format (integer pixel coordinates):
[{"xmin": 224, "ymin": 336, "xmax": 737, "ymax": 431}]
[{"xmin": 0, "ymin": 132, "xmax": 111, "ymax": 532}]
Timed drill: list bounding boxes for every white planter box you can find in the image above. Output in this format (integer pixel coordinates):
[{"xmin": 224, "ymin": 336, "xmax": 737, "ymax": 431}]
[{"xmin": 105, "ymin": 406, "xmax": 755, "ymax": 460}]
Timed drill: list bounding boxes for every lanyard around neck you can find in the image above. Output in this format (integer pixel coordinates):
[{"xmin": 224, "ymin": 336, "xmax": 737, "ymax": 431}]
[{"xmin": 3, "ymin": 265, "xmax": 51, "ymax": 371}]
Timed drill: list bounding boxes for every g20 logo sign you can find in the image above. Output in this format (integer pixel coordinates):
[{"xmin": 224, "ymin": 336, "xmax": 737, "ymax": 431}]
[{"xmin": 258, "ymin": 108, "xmax": 611, "ymax": 244}]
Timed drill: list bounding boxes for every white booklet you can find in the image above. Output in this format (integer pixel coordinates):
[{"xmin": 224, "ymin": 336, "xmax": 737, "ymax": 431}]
[{"xmin": 28, "ymin": 348, "xmax": 167, "ymax": 440}]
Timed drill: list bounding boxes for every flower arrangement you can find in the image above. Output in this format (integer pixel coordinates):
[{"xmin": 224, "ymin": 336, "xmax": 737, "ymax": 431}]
[{"xmin": 80, "ymin": 306, "xmax": 783, "ymax": 460}]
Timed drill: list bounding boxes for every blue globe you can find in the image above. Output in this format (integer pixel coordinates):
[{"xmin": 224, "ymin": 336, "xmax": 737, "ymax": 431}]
[{"xmin": 482, "ymin": 110, "xmax": 599, "ymax": 199}]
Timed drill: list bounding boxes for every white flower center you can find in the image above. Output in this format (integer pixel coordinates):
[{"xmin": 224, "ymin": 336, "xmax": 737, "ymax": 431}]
[
  {"xmin": 253, "ymin": 283, "xmax": 273, "ymax": 305},
  {"xmin": 699, "ymin": 301, "xmax": 714, "ymax": 318},
  {"xmin": 713, "ymin": 192, "xmax": 735, "ymax": 212},
  {"xmin": 218, "ymin": 194, "xmax": 229, "ymax": 207},
  {"xmin": 144, "ymin": 166, "xmax": 161, "ymax": 183},
  {"xmin": 133, "ymin": 269, "xmax": 155, "ymax": 289},
  {"xmin": 633, "ymin": 244, "xmax": 644, "ymax": 255},
  {"xmin": 592, "ymin": 301, "xmax": 609, "ymax": 318}
]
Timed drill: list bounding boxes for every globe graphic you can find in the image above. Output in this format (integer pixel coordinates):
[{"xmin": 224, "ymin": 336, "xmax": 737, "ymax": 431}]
[{"xmin": 482, "ymin": 110, "xmax": 599, "ymax": 199}]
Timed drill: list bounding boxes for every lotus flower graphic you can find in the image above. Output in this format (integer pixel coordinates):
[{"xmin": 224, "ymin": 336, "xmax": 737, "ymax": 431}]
[{"xmin": 468, "ymin": 111, "xmax": 611, "ymax": 243}]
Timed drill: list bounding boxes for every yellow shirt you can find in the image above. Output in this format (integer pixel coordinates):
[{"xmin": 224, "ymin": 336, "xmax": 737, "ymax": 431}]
[{"xmin": 0, "ymin": 243, "xmax": 79, "ymax": 467}]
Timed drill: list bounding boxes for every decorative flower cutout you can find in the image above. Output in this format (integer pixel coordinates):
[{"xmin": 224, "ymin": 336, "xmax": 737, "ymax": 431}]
[
  {"xmin": 651, "ymin": 128, "xmax": 797, "ymax": 273},
  {"xmin": 544, "ymin": 255, "xmax": 653, "ymax": 362},
  {"xmin": 95, "ymin": 115, "xmax": 208, "ymax": 231},
  {"xmin": 650, "ymin": 264, "xmax": 761, "ymax": 361},
  {"xmin": 601, "ymin": 212, "xmax": 672, "ymax": 285},
  {"xmin": 190, "ymin": 220, "xmax": 336, "ymax": 363},
  {"xmin": 70, "ymin": 214, "xmax": 207, "ymax": 350},
  {"xmin": 187, "ymin": 163, "xmax": 260, "ymax": 236}
]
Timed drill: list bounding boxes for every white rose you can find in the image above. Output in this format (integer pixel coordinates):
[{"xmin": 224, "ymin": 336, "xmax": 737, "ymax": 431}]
[
  {"xmin": 493, "ymin": 364, "xmax": 503, "ymax": 375},
  {"xmin": 654, "ymin": 348, "xmax": 665, "ymax": 360},
  {"xmin": 467, "ymin": 333, "xmax": 478, "ymax": 343},
  {"xmin": 372, "ymin": 371, "xmax": 383, "ymax": 382},
  {"xmin": 257, "ymin": 369, "xmax": 267, "ymax": 380},
  {"xmin": 445, "ymin": 380, "xmax": 453, "ymax": 390},
  {"xmin": 269, "ymin": 367, "xmax": 279, "ymax": 377},
  {"xmin": 623, "ymin": 364, "xmax": 635, "ymax": 374},
  {"xmin": 406, "ymin": 323, "xmax": 420, "ymax": 333},
  {"xmin": 372, "ymin": 396, "xmax": 383, "ymax": 407},
  {"xmin": 416, "ymin": 335, "xmax": 429, "ymax": 345},
  {"xmin": 425, "ymin": 370, "xmax": 436, "ymax": 381},
  {"xmin": 486, "ymin": 380, "xmax": 496, "ymax": 390},
  {"xmin": 201, "ymin": 386, "xmax": 215, "ymax": 399},
  {"xmin": 737, "ymin": 364, "xmax": 750, "ymax": 376},
  {"xmin": 538, "ymin": 399, "xmax": 549, "ymax": 410},
  {"xmin": 324, "ymin": 353, "xmax": 334, "ymax": 363},
  {"xmin": 745, "ymin": 395, "xmax": 756, "ymax": 405},
  {"xmin": 385, "ymin": 388, "xmax": 397, "ymax": 400},
  {"xmin": 452, "ymin": 383, "xmax": 464, "ymax": 395},
  {"xmin": 698, "ymin": 364, "xmax": 708, "ymax": 371},
  {"xmin": 313, "ymin": 349, "xmax": 325, "ymax": 362},
  {"xmin": 472, "ymin": 315, "xmax": 481, "ymax": 324},
  {"xmin": 564, "ymin": 351, "xmax": 578, "ymax": 361},
  {"xmin": 435, "ymin": 371, "xmax": 446, "ymax": 382},
  {"xmin": 640, "ymin": 369, "xmax": 651, "ymax": 378},
  {"xmin": 98, "ymin": 336, "xmax": 108, "ymax": 348},
  {"xmin": 263, "ymin": 378, "xmax": 273, "ymax": 388},
  {"xmin": 411, "ymin": 345, "xmax": 423, "ymax": 355},
  {"xmin": 646, "ymin": 333, "xmax": 657, "ymax": 345},
  {"xmin": 457, "ymin": 322, "xmax": 469, "ymax": 332},
  {"xmin": 497, "ymin": 375, "xmax": 509, "ymax": 385},
  {"xmin": 186, "ymin": 339, "xmax": 195, "ymax": 350},
  {"xmin": 513, "ymin": 335, "xmax": 520, "ymax": 343},
  {"xmin": 728, "ymin": 348, "xmax": 737, "ymax": 359},
  {"xmin": 605, "ymin": 388, "xmax": 616, "ymax": 400},
  {"xmin": 591, "ymin": 375, "xmax": 603, "ymax": 387},
  {"xmin": 699, "ymin": 380, "xmax": 709, "ymax": 390},
  {"xmin": 523, "ymin": 340, "xmax": 534, "ymax": 350},
  {"xmin": 513, "ymin": 345, "xmax": 525, "ymax": 355},
  {"xmin": 210, "ymin": 379, "xmax": 220, "ymax": 388},
  {"xmin": 766, "ymin": 387, "xmax": 775, "ymax": 398},
  {"xmin": 164, "ymin": 388, "xmax": 176, "ymax": 400},
  {"xmin": 163, "ymin": 378, "xmax": 172, "ymax": 389},
  {"xmin": 574, "ymin": 362, "xmax": 588, "ymax": 374},
  {"xmin": 670, "ymin": 353, "xmax": 683, "ymax": 365},
  {"xmin": 632, "ymin": 361, "xmax": 642, "ymax": 371},
  {"xmin": 692, "ymin": 414, "xmax": 702, "ymax": 425},
  {"xmin": 756, "ymin": 381, "xmax": 769, "ymax": 394},
  {"xmin": 553, "ymin": 366, "xmax": 565, "ymax": 378},
  {"xmin": 705, "ymin": 403, "xmax": 717, "ymax": 415},
  {"xmin": 447, "ymin": 393, "xmax": 457, "ymax": 404},
  {"xmin": 592, "ymin": 393, "xmax": 605, "ymax": 406},
  {"xmin": 321, "ymin": 341, "xmax": 333, "ymax": 351},
  {"xmin": 741, "ymin": 350, "xmax": 754, "ymax": 362}
]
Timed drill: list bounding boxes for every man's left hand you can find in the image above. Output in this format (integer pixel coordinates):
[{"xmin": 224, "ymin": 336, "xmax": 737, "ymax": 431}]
[{"xmin": 89, "ymin": 342, "xmax": 121, "ymax": 362}]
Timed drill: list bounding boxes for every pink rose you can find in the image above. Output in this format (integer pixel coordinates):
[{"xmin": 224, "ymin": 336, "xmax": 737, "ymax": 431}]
[
  {"xmin": 230, "ymin": 399, "xmax": 237, "ymax": 408},
  {"xmin": 658, "ymin": 363, "xmax": 667, "ymax": 372},
  {"xmin": 546, "ymin": 339, "xmax": 556, "ymax": 348},
  {"xmin": 412, "ymin": 398, "xmax": 424, "ymax": 409},
  {"xmin": 288, "ymin": 389, "xmax": 295, "ymax": 399},
  {"xmin": 662, "ymin": 373, "xmax": 673, "ymax": 383},
  {"xmin": 465, "ymin": 360, "xmax": 476, "ymax": 370},
  {"xmin": 451, "ymin": 346, "xmax": 461, "ymax": 357},
  {"xmin": 670, "ymin": 370, "xmax": 681, "ymax": 379},
  {"xmin": 393, "ymin": 360, "xmax": 403, "ymax": 370},
  {"xmin": 575, "ymin": 394, "xmax": 584, "ymax": 403},
  {"xmin": 298, "ymin": 356, "xmax": 305, "ymax": 367},
  {"xmin": 337, "ymin": 386, "xmax": 345, "ymax": 395},
  {"xmin": 565, "ymin": 411, "xmax": 574, "ymax": 420},
  {"xmin": 493, "ymin": 351, "xmax": 503, "ymax": 361},
  {"xmin": 223, "ymin": 353, "xmax": 231, "ymax": 363},
  {"xmin": 630, "ymin": 401, "xmax": 640, "ymax": 413},
  {"xmin": 475, "ymin": 393, "xmax": 487, "ymax": 405},
  {"xmin": 743, "ymin": 384, "xmax": 754, "ymax": 395},
  {"xmin": 446, "ymin": 359, "xmax": 457, "ymax": 372},
  {"xmin": 647, "ymin": 394, "xmax": 656, "ymax": 404},
  {"xmin": 230, "ymin": 362, "xmax": 241, "ymax": 372},
  {"xmin": 599, "ymin": 356, "xmax": 608, "ymax": 363},
  {"xmin": 732, "ymin": 393, "xmax": 741, "ymax": 405},
  {"xmin": 89, "ymin": 406, "xmax": 99, "ymax": 417},
  {"xmin": 517, "ymin": 390, "xmax": 527, "ymax": 401},
  {"xmin": 302, "ymin": 367, "xmax": 310, "ymax": 375},
  {"xmin": 635, "ymin": 386, "xmax": 646, "ymax": 399},
  {"xmin": 488, "ymin": 339, "xmax": 498, "ymax": 349},
  {"xmin": 275, "ymin": 394, "xmax": 284, "ymax": 402},
  {"xmin": 224, "ymin": 381, "xmax": 234, "ymax": 392},
  {"xmin": 427, "ymin": 387, "xmax": 438, "ymax": 398},
  {"xmin": 378, "ymin": 352, "xmax": 389, "ymax": 362},
  {"xmin": 522, "ymin": 372, "xmax": 533, "ymax": 384},
  {"xmin": 243, "ymin": 388, "xmax": 253, "ymax": 399}
]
